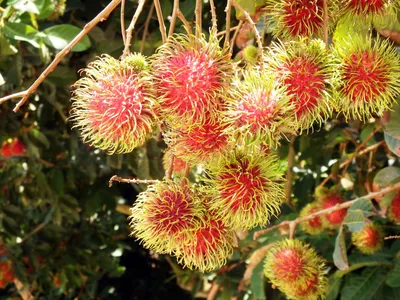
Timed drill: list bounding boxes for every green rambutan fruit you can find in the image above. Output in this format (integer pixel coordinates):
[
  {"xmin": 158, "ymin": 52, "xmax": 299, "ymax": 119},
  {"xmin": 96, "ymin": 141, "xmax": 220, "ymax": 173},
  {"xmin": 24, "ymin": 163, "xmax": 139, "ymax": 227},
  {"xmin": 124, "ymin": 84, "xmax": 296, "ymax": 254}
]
[
  {"xmin": 388, "ymin": 191, "xmax": 400, "ymax": 223},
  {"xmin": 151, "ymin": 34, "xmax": 233, "ymax": 127},
  {"xmin": 243, "ymin": 45, "xmax": 258, "ymax": 64},
  {"xmin": 129, "ymin": 181, "xmax": 205, "ymax": 254},
  {"xmin": 204, "ymin": 146, "xmax": 284, "ymax": 229},
  {"xmin": 332, "ymin": 35, "xmax": 400, "ymax": 121},
  {"xmin": 300, "ymin": 202, "xmax": 324, "ymax": 235},
  {"xmin": 351, "ymin": 222, "xmax": 384, "ymax": 254},
  {"xmin": 223, "ymin": 67, "xmax": 296, "ymax": 146},
  {"xmin": 267, "ymin": 39, "xmax": 335, "ymax": 131},
  {"xmin": 318, "ymin": 192, "xmax": 348, "ymax": 229},
  {"xmin": 70, "ymin": 54, "xmax": 157, "ymax": 154},
  {"xmin": 264, "ymin": 239, "xmax": 328, "ymax": 300}
]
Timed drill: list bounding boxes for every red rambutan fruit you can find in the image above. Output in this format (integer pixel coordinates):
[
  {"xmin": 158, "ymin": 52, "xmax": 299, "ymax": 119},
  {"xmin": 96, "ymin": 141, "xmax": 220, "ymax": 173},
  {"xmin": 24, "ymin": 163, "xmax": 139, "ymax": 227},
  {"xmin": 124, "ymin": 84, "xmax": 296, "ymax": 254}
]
[
  {"xmin": 341, "ymin": 0, "xmax": 394, "ymax": 18},
  {"xmin": 224, "ymin": 67, "xmax": 296, "ymax": 146},
  {"xmin": 0, "ymin": 260, "xmax": 14, "ymax": 288},
  {"xmin": 389, "ymin": 191, "xmax": 400, "ymax": 223},
  {"xmin": 333, "ymin": 35, "xmax": 400, "ymax": 120},
  {"xmin": 205, "ymin": 146, "xmax": 284, "ymax": 229},
  {"xmin": 151, "ymin": 34, "xmax": 233, "ymax": 127},
  {"xmin": 70, "ymin": 53, "xmax": 157, "ymax": 154},
  {"xmin": 267, "ymin": 39, "xmax": 335, "ymax": 131},
  {"xmin": 176, "ymin": 215, "xmax": 235, "ymax": 272},
  {"xmin": 300, "ymin": 202, "xmax": 324, "ymax": 235},
  {"xmin": 264, "ymin": 239, "xmax": 328, "ymax": 299},
  {"xmin": 1, "ymin": 138, "xmax": 25, "ymax": 157},
  {"xmin": 129, "ymin": 181, "xmax": 204, "ymax": 254},
  {"xmin": 319, "ymin": 193, "xmax": 348, "ymax": 228},
  {"xmin": 352, "ymin": 222, "xmax": 384, "ymax": 254}
]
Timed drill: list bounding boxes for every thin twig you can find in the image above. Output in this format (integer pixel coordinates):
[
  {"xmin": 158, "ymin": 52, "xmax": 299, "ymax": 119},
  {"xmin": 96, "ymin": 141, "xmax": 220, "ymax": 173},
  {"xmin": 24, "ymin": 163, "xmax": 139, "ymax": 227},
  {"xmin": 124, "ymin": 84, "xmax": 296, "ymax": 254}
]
[
  {"xmin": 0, "ymin": 0, "xmax": 122, "ymax": 112},
  {"xmin": 13, "ymin": 278, "xmax": 34, "ymax": 300},
  {"xmin": 120, "ymin": 0, "xmax": 126, "ymax": 45},
  {"xmin": 207, "ymin": 282, "xmax": 221, "ymax": 300},
  {"xmin": 123, "ymin": 0, "xmax": 146, "ymax": 56},
  {"xmin": 231, "ymin": 0, "xmax": 263, "ymax": 60},
  {"xmin": 229, "ymin": 20, "xmax": 243, "ymax": 53},
  {"xmin": 195, "ymin": 0, "xmax": 202, "ymax": 38},
  {"xmin": 169, "ymin": 0, "xmax": 180, "ymax": 36},
  {"xmin": 109, "ymin": 175, "xmax": 159, "ymax": 187},
  {"xmin": 339, "ymin": 141, "xmax": 385, "ymax": 169},
  {"xmin": 209, "ymin": 0, "xmax": 217, "ymax": 35},
  {"xmin": 116, "ymin": 203, "xmax": 131, "ymax": 215},
  {"xmin": 385, "ymin": 235, "xmax": 400, "ymax": 240},
  {"xmin": 217, "ymin": 25, "xmax": 240, "ymax": 37},
  {"xmin": 166, "ymin": 155, "xmax": 175, "ymax": 179},
  {"xmin": 154, "ymin": 0, "xmax": 167, "ymax": 43},
  {"xmin": 322, "ymin": 0, "xmax": 328, "ymax": 48},
  {"xmin": 140, "ymin": 2, "xmax": 155, "ymax": 53},
  {"xmin": 20, "ymin": 223, "xmax": 46, "ymax": 244},
  {"xmin": 253, "ymin": 181, "xmax": 400, "ymax": 240},
  {"xmin": 224, "ymin": 0, "xmax": 232, "ymax": 49},
  {"xmin": 177, "ymin": 9, "xmax": 192, "ymax": 34}
]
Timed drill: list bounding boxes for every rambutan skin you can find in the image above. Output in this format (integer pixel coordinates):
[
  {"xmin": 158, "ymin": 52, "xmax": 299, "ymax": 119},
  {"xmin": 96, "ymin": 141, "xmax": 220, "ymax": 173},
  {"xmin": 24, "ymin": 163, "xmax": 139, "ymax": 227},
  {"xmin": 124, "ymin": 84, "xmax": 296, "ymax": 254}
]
[
  {"xmin": 351, "ymin": 222, "xmax": 384, "ymax": 254},
  {"xmin": 1, "ymin": 138, "xmax": 25, "ymax": 157},
  {"xmin": 204, "ymin": 146, "xmax": 285, "ymax": 229},
  {"xmin": 266, "ymin": 39, "xmax": 335, "ymax": 131},
  {"xmin": 70, "ymin": 53, "xmax": 157, "ymax": 154},
  {"xmin": 300, "ymin": 202, "xmax": 324, "ymax": 235},
  {"xmin": 151, "ymin": 34, "xmax": 234, "ymax": 127},
  {"xmin": 264, "ymin": 239, "xmax": 328, "ymax": 300},
  {"xmin": 318, "ymin": 193, "xmax": 347, "ymax": 228},
  {"xmin": 332, "ymin": 35, "xmax": 400, "ymax": 121},
  {"xmin": 129, "ymin": 182, "xmax": 205, "ymax": 254},
  {"xmin": 341, "ymin": 0, "xmax": 393, "ymax": 17},
  {"xmin": 223, "ymin": 67, "xmax": 296, "ymax": 146},
  {"xmin": 388, "ymin": 192, "xmax": 400, "ymax": 223}
]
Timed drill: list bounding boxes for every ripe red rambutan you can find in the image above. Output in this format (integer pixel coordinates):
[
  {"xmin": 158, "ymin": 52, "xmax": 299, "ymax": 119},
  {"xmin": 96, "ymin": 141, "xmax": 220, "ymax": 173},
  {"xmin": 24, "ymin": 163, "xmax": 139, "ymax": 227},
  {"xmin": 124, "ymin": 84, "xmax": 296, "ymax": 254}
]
[
  {"xmin": 0, "ymin": 260, "xmax": 14, "ymax": 289},
  {"xmin": 389, "ymin": 191, "xmax": 400, "ymax": 223},
  {"xmin": 319, "ymin": 193, "xmax": 348, "ymax": 228},
  {"xmin": 224, "ymin": 67, "xmax": 296, "ymax": 145},
  {"xmin": 333, "ymin": 35, "xmax": 400, "ymax": 120},
  {"xmin": 264, "ymin": 239, "xmax": 328, "ymax": 299},
  {"xmin": 300, "ymin": 202, "xmax": 324, "ymax": 235},
  {"xmin": 267, "ymin": 39, "xmax": 335, "ymax": 131},
  {"xmin": 341, "ymin": 0, "xmax": 393, "ymax": 17},
  {"xmin": 1, "ymin": 138, "xmax": 25, "ymax": 157},
  {"xmin": 176, "ymin": 215, "xmax": 234, "ymax": 272},
  {"xmin": 151, "ymin": 34, "xmax": 233, "ymax": 127},
  {"xmin": 70, "ymin": 53, "xmax": 157, "ymax": 154},
  {"xmin": 352, "ymin": 222, "xmax": 384, "ymax": 254},
  {"xmin": 129, "ymin": 181, "xmax": 204, "ymax": 254},
  {"xmin": 205, "ymin": 147, "xmax": 284, "ymax": 229}
]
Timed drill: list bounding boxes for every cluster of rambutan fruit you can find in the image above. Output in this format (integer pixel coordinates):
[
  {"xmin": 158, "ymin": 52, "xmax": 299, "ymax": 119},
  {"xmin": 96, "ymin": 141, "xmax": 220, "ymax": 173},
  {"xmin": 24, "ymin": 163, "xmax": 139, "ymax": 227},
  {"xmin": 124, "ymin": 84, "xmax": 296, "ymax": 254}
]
[
  {"xmin": 0, "ymin": 245, "xmax": 14, "ymax": 289},
  {"xmin": 69, "ymin": 0, "xmax": 400, "ymax": 298}
]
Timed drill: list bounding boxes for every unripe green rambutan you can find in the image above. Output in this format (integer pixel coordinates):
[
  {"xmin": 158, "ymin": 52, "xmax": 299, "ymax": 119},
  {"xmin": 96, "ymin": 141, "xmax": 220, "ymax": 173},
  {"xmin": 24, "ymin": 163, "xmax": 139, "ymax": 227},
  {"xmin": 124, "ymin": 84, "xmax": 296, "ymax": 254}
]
[
  {"xmin": 204, "ymin": 146, "xmax": 284, "ymax": 229},
  {"xmin": 70, "ymin": 54, "xmax": 157, "ymax": 154},
  {"xmin": 151, "ymin": 34, "xmax": 233, "ymax": 127},
  {"xmin": 264, "ymin": 239, "xmax": 328, "ymax": 300},
  {"xmin": 129, "ymin": 181, "xmax": 205, "ymax": 254},
  {"xmin": 176, "ymin": 215, "xmax": 235, "ymax": 272},
  {"xmin": 388, "ymin": 192, "xmax": 400, "ymax": 223},
  {"xmin": 319, "ymin": 193, "xmax": 348, "ymax": 229},
  {"xmin": 332, "ymin": 35, "xmax": 400, "ymax": 121},
  {"xmin": 243, "ymin": 45, "xmax": 258, "ymax": 64},
  {"xmin": 352, "ymin": 222, "xmax": 384, "ymax": 254},
  {"xmin": 300, "ymin": 202, "xmax": 324, "ymax": 235},
  {"xmin": 267, "ymin": 39, "xmax": 335, "ymax": 131},
  {"xmin": 223, "ymin": 67, "xmax": 296, "ymax": 146}
]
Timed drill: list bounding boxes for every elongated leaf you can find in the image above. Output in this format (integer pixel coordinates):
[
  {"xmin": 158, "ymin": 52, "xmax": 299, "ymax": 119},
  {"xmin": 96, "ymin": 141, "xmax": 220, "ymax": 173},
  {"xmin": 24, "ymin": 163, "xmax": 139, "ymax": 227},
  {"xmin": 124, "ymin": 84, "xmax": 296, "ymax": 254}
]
[
  {"xmin": 250, "ymin": 261, "xmax": 266, "ymax": 300},
  {"xmin": 326, "ymin": 275, "xmax": 342, "ymax": 300},
  {"xmin": 384, "ymin": 132, "xmax": 400, "ymax": 157},
  {"xmin": 387, "ymin": 260, "xmax": 400, "ymax": 287},
  {"xmin": 343, "ymin": 198, "xmax": 373, "ymax": 232},
  {"xmin": 3, "ymin": 22, "xmax": 40, "ymax": 48},
  {"xmin": 382, "ymin": 101, "xmax": 400, "ymax": 138},
  {"xmin": 374, "ymin": 166, "xmax": 400, "ymax": 186},
  {"xmin": 333, "ymin": 226, "xmax": 349, "ymax": 270},
  {"xmin": 43, "ymin": 25, "xmax": 91, "ymax": 52}
]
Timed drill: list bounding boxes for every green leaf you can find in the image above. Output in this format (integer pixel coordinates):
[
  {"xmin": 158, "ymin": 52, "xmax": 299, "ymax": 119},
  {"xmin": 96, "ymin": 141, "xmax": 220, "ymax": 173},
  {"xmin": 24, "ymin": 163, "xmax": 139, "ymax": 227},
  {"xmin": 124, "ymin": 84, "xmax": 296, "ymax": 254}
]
[
  {"xmin": 0, "ymin": 34, "xmax": 18, "ymax": 56},
  {"xmin": 50, "ymin": 169, "xmax": 64, "ymax": 196},
  {"xmin": 341, "ymin": 267, "xmax": 389, "ymax": 300},
  {"xmin": 9, "ymin": 0, "xmax": 43, "ymax": 14},
  {"xmin": 387, "ymin": 259, "xmax": 400, "ymax": 287},
  {"xmin": 333, "ymin": 226, "xmax": 349, "ymax": 270},
  {"xmin": 235, "ymin": 0, "xmax": 256, "ymax": 18},
  {"xmin": 374, "ymin": 166, "xmax": 400, "ymax": 186},
  {"xmin": 28, "ymin": 128, "xmax": 50, "ymax": 149},
  {"xmin": 3, "ymin": 22, "xmax": 40, "ymax": 48},
  {"xmin": 43, "ymin": 25, "xmax": 91, "ymax": 52},
  {"xmin": 46, "ymin": 65, "xmax": 77, "ymax": 86},
  {"xmin": 327, "ymin": 275, "xmax": 342, "ymax": 300},
  {"xmin": 250, "ymin": 261, "xmax": 266, "ymax": 300},
  {"xmin": 343, "ymin": 198, "xmax": 373, "ymax": 232},
  {"xmin": 384, "ymin": 132, "xmax": 400, "ymax": 157}
]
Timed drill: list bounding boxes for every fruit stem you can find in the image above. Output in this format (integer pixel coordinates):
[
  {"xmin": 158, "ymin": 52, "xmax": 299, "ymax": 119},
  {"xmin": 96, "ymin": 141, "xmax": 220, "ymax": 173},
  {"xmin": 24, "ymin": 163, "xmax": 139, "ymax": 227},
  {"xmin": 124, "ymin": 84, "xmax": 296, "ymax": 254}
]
[
  {"xmin": 224, "ymin": 0, "xmax": 232, "ymax": 49},
  {"xmin": 169, "ymin": 0, "xmax": 180, "ymax": 37},
  {"xmin": 123, "ymin": 0, "xmax": 146, "ymax": 56},
  {"xmin": 209, "ymin": 0, "xmax": 217, "ymax": 35},
  {"xmin": 154, "ymin": 0, "xmax": 167, "ymax": 43},
  {"xmin": 108, "ymin": 175, "xmax": 159, "ymax": 187},
  {"xmin": 195, "ymin": 0, "xmax": 202, "ymax": 38},
  {"xmin": 230, "ymin": 20, "xmax": 243, "ymax": 54},
  {"xmin": 120, "ymin": 0, "xmax": 126, "ymax": 45}
]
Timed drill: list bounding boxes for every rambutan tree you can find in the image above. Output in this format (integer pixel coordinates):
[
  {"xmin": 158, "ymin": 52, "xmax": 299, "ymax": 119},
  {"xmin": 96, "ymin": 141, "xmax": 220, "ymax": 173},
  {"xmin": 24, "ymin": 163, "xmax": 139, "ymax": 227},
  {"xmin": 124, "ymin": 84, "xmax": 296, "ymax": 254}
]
[{"xmin": 1, "ymin": 0, "xmax": 400, "ymax": 299}]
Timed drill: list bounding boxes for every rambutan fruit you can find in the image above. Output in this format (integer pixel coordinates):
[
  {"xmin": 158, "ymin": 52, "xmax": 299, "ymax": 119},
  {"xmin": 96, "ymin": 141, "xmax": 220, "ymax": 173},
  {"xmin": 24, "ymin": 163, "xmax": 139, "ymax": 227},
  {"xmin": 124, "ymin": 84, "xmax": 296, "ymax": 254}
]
[
  {"xmin": 1, "ymin": 138, "xmax": 25, "ymax": 157},
  {"xmin": 223, "ymin": 67, "xmax": 296, "ymax": 146},
  {"xmin": 151, "ymin": 34, "xmax": 233, "ymax": 127},
  {"xmin": 264, "ymin": 239, "xmax": 328, "ymax": 299},
  {"xmin": 176, "ymin": 215, "xmax": 235, "ymax": 272},
  {"xmin": 351, "ymin": 222, "xmax": 384, "ymax": 254},
  {"xmin": 243, "ymin": 45, "xmax": 258, "ymax": 64},
  {"xmin": 70, "ymin": 53, "xmax": 156, "ymax": 154},
  {"xmin": 341, "ymin": 0, "xmax": 395, "ymax": 18},
  {"xmin": 300, "ymin": 202, "xmax": 324, "ymax": 235},
  {"xmin": 319, "ymin": 193, "xmax": 348, "ymax": 228},
  {"xmin": 267, "ymin": 39, "xmax": 335, "ymax": 131},
  {"xmin": 0, "ymin": 260, "xmax": 14, "ymax": 288},
  {"xmin": 129, "ymin": 181, "xmax": 204, "ymax": 254},
  {"xmin": 205, "ymin": 147, "xmax": 284, "ymax": 229},
  {"xmin": 388, "ymin": 191, "xmax": 400, "ymax": 223},
  {"xmin": 164, "ymin": 113, "xmax": 230, "ymax": 164},
  {"xmin": 332, "ymin": 35, "xmax": 400, "ymax": 121}
]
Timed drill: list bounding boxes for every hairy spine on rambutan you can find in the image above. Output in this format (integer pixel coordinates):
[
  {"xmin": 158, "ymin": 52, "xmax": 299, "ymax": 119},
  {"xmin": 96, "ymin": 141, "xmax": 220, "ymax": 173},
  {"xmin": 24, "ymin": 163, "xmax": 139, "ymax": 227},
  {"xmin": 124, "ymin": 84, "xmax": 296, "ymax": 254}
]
[
  {"xmin": 204, "ymin": 146, "xmax": 284, "ymax": 229},
  {"xmin": 129, "ymin": 181, "xmax": 205, "ymax": 254},
  {"xmin": 264, "ymin": 239, "xmax": 328, "ymax": 299},
  {"xmin": 332, "ymin": 35, "xmax": 400, "ymax": 121},
  {"xmin": 351, "ymin": 222, "xmax": 384, "ymax": 254},
  {"xmin": 162, "ymin": 149, "xmax": 188, "ymax": 176},
  {"xmin": 70, "ymin": 53, "xmax": 157, "ymax": 154},
  {"xmin": 223, "ymin": 67, "xmax": 296, "ymax": 146},
  {"xmin": 151, "ymin": 34, "xmax": 233, "ymax": 127},
  {"xmin": 318, "ymin": 192, "xmax": 348, "ymax": 228},
  {"xmin": 266, "ymin": 39, "xmax": 335, "ymax": 131},
  {"xmin": 300, "ymin": 202, "xmax": 324, "ymax": 235},
  {"xmin": 341, "ymin": 0, "xmax": 396, "ymax": 19},
  {"xmin": 389, "ymin": 192, "xmax": 400, "ymax": 223}
]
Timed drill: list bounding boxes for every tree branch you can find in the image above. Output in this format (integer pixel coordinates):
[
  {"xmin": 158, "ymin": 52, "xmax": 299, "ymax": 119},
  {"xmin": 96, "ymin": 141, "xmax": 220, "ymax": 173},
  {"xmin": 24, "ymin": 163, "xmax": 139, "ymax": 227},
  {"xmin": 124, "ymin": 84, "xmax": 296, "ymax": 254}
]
[
  {"xmin": 209, "ymin": 0, "xmax": 217, "ymax": 35},
  {"xmin": 0, "ymin": 0, "xmax": 122, "ymax": 112},
  {"xmin": 253, "ymin": 181, "xmax": 400, "ymax": 240},
  {"xmin": 177, "ymin": 9, "xmax": 192, "ymax": 34},
  {"xmin": 195, "ymin": 0, "xmax": 202, "ymax": 38},
  {"xmin": 13, "ymin": 278, "xmax": 34, "ymax": 300},
  {"xmin": 120, "ymin": 0, "xmax": 126, "ymax": 45},
  {"xmin": 123, "ymin": 0, "xmax": 146, "ymax": 56},
  {"xmin": 224, "ymin": 0, "xmax": 232, "ymax": 49},
  {"xmin": 153, "ymin": 0, "xmax": 167, "ymax": 43},
  {"xmin": 169, "ymin": 0, "xmax": 180, "ymax": 36},
  {"xmin": 109, "ymin": 175, "xmax": 159, "ymax": 187},
  {"xmin": 230, "ymin": 20, "xmax": 243, "ymax": 53},
  {"xmin": 140, "ymin": 2, "xmax": 155, "ymax": 53}
]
